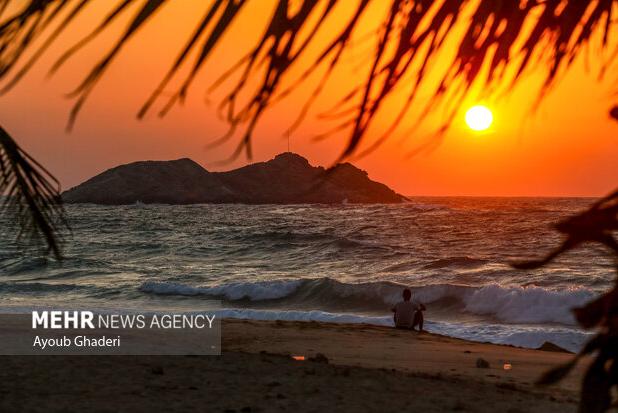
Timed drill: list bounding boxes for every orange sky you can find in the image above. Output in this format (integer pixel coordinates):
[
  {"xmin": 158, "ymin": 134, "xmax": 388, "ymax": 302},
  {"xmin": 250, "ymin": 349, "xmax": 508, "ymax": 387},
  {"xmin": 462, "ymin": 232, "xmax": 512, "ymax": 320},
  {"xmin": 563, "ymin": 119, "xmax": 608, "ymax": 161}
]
[{"xmin": 1, "ymin": 0, "xmax": 617, "ymax": 197}]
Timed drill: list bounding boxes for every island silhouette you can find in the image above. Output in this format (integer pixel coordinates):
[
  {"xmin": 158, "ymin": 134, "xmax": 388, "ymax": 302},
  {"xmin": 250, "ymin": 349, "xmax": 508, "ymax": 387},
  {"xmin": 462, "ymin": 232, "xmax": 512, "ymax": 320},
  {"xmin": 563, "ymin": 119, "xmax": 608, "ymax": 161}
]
[{"xmin": 62, "ymin": 152, "xmax": 408, "ymax": 205}]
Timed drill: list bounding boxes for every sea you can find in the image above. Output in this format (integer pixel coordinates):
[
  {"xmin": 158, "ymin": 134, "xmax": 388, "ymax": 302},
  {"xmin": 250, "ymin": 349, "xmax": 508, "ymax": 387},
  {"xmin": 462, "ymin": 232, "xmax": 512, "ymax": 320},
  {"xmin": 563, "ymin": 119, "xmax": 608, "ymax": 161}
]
[{"xmin": 1, "ymin": 197, "xmax": 613, "ymax": 352}]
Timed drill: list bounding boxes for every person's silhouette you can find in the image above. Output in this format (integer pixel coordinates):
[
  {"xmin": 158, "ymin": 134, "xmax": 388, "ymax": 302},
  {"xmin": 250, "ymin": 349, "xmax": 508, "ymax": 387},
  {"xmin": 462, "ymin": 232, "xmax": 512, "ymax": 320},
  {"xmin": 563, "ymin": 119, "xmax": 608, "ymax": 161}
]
[{"xmin": 392, "ymin": 288, "xmax": 425, "ymax": 331}]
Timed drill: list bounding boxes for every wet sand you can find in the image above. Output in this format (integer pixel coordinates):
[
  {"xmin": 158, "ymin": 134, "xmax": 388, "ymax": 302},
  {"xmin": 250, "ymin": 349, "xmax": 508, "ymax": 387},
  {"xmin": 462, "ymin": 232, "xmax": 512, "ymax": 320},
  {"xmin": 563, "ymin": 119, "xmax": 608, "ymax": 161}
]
[{"xmin": 0, "ymin": 319, "xmax": 587, "ymax": 412}]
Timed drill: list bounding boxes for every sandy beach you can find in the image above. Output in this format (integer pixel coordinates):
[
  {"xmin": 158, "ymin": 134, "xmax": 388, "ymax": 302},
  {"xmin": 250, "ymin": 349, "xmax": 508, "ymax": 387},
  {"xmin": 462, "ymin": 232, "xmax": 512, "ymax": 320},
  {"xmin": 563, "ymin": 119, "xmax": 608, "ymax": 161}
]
[{"xmin": 0, "ymin": 319, "xmax": 587, "ymax": 412}]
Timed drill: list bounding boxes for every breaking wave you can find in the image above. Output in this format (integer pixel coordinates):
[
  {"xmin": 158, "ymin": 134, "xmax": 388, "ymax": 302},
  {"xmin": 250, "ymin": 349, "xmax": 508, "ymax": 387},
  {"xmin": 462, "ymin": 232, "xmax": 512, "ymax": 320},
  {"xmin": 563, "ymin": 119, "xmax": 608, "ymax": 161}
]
[
  {"xmin": 139, "ymin": 277, "xmax": 596, "ymax": 326},
  {"xmin": 214, "ymin": 308, "xmax": 590, "ymax": 353}
]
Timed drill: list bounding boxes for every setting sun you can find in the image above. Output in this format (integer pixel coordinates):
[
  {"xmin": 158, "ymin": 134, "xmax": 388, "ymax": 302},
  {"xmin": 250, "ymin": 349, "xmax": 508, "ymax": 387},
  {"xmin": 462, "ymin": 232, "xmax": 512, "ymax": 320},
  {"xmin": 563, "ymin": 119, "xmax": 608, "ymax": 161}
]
[{"xmin": 465, "ymin": 105, "xmax": 494, "ymax": 131}]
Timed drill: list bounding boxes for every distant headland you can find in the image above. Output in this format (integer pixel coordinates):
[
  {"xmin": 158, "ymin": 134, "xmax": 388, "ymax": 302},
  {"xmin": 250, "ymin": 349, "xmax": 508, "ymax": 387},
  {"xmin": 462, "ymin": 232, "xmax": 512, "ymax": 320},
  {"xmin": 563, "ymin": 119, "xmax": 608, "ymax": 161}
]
[{"xmin": 62, "ymin": 152, "xmax": 408, "ymax": 205}]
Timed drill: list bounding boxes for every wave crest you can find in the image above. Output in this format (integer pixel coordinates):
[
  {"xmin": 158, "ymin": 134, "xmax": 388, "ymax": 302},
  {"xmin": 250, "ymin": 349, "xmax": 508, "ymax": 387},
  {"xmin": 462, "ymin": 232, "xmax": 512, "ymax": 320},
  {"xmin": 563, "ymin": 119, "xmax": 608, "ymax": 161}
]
[
  {"xmin": 139, "ymin": 279, "xmax": 302, "ymax": 301},
  {"xmin": 138, "ymin": 277, "xmax": 596, "ymax": 326}
]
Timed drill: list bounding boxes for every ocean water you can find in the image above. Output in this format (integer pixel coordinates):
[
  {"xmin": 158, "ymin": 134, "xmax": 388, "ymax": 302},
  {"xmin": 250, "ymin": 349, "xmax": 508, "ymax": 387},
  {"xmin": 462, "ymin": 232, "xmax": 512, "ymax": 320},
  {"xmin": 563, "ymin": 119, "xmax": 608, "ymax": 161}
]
[{"xmin": 1, "ymin": 197, "xmax": 613, "ymax": 352}]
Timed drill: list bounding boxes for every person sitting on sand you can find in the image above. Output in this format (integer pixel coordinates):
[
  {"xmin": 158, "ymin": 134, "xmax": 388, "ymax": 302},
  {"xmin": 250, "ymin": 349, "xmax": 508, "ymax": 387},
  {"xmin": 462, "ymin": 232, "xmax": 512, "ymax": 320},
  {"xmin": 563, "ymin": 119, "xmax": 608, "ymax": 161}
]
[{"xmin": 392, "ymin": 288, "xmax": 426, "ymax": 332}]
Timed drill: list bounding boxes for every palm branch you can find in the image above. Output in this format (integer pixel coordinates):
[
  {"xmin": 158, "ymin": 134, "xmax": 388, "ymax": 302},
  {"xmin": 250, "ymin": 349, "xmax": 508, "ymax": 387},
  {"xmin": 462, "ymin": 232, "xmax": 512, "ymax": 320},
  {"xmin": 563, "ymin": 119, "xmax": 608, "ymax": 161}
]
[
  {"xmin": 0, "ymin": 0, "xmax": 615, "ymax": 159},
  {"xmin": 0, "ymin": 125, "xmax": 64, "ymax": 258}
]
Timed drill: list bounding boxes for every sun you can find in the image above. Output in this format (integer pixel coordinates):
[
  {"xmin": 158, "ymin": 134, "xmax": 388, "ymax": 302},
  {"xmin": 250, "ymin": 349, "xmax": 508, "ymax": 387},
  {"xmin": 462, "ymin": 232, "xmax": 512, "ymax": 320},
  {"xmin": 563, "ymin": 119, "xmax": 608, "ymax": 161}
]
[{"xmin": 465, "ymin": 105, "xmax": 493, "ymax": 131}]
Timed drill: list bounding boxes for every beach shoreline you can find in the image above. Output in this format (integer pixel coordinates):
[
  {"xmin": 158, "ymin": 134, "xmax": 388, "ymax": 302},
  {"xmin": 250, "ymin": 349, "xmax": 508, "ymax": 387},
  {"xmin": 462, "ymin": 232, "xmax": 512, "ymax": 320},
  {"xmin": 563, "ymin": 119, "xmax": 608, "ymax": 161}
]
[{"xmin": 0, "ymin": 319, "xmax": 587, "ymax": 412}]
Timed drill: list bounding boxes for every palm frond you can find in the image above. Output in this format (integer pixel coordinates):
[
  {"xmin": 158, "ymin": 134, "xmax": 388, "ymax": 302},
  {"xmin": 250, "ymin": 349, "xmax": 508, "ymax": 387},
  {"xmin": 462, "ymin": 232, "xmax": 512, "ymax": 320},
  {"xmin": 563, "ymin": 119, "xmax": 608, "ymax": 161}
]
[
  {"xmin": 512, "ymin": 189, "xmax": 618, "ymax": 269},
  {"xmin": 0, "ymin": 0, "xmax": 615, "ymax": 159},
  {"xmin": 0, "ymin": 125, "xmax": 65, "ymax": 258},
  {"xmin": 512, "ymin": 190, "xmax": 618, "ymax": 412}
]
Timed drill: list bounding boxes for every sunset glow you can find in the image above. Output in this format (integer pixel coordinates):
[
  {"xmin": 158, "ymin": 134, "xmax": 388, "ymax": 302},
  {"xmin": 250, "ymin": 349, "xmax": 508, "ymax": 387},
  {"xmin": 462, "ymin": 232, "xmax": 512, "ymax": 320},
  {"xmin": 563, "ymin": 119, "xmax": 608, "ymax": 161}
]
[{"xmin": 0, "ymin": 1, "xmax": 615, "ymax": 197}]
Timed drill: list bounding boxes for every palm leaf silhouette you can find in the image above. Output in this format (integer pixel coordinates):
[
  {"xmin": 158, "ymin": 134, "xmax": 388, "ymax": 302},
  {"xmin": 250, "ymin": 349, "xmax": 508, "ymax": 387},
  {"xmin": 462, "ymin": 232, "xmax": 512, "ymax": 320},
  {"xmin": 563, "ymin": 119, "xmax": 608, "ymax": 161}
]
[
  {"xmin": 0, "ymin": 125, "xmax": 65, "ymax": 258},
  {"xmin": 512, "ymin": 190, "xmax": 618, "ymax": 270},
  {"xmin": 0, "ymin": 0, "xmax": 616, "ymax": 158},
  {"xmin": 513, "ymin": 192, "xmax": 618, "ymax": 413}
]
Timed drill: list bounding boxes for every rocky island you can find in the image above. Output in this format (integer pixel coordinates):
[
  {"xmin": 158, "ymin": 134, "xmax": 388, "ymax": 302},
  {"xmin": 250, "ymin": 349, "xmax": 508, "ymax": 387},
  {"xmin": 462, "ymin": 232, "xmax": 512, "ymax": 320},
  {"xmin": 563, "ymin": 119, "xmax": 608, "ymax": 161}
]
[{"xmin": 62, "ymin": 152, "xmax": 408, "ymax": 204}]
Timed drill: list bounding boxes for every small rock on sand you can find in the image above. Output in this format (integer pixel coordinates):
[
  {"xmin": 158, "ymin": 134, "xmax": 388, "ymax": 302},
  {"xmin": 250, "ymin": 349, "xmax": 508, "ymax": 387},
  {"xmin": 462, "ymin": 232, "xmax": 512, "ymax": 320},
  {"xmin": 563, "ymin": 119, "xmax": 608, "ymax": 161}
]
[
  {"xmin": 476, "ymin": 358, "xmax": 490, "ymax": 369},
  {"xmin": 310, "ymin": 353, "xmax": 329, "ymax": 364},
  {"xmin": 537, "ymin": 342, "xmax": 570, "ymax": 353}
]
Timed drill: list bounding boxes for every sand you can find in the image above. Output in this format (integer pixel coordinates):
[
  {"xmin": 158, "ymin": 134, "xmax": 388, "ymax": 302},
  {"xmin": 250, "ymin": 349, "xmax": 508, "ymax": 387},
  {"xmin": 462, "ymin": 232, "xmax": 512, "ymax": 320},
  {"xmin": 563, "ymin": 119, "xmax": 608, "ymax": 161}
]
[{"xmin": 0, "ymin": 319, "xmax": 587, "ymax": 412}]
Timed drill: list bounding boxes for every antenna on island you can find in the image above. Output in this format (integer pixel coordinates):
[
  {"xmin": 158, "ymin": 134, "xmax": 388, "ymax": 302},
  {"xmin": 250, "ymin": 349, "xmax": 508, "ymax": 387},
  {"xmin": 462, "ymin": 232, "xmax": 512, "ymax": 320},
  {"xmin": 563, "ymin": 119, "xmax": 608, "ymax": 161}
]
[{"xmin": 287, "ymin": 128, "xmax": 291, "ymax": 153}]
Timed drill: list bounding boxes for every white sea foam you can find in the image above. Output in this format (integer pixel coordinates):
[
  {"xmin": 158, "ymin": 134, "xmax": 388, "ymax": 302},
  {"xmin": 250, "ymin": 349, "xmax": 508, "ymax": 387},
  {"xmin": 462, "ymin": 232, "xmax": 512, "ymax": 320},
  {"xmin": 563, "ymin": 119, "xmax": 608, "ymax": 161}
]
[
  {"xmin": 426, "ymin": 320, "xmax": 592, "ymax": 353},
  {"xmin": 459, "ymin": 284, "xmax": 594, "ymax": 325},
  {"xmin": 214, "ymin": 308, "xmax": 591, "ymax": 352},
  {"xmin": 216, "ymin": 308, "xmax": 393, "ymax": 325},
  {"xmin": 137, "ymin": 277, "xmax": 597, "ymax": 351},
  {"xmin": 139, "ymin": 278, "xmax": 597, "ymax": 326},
  {"xmin": 412, "ymin": 283, "xmax": 595, "ymax": 325}
]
